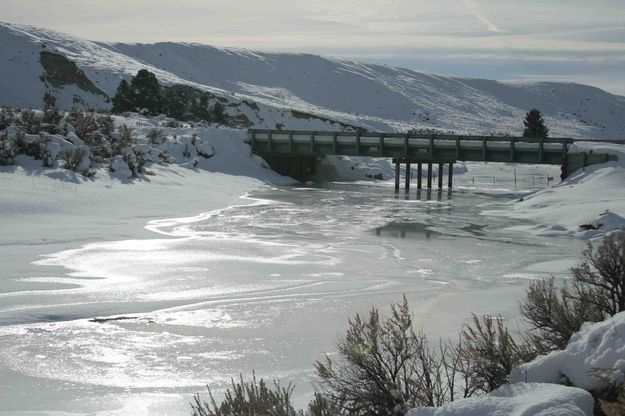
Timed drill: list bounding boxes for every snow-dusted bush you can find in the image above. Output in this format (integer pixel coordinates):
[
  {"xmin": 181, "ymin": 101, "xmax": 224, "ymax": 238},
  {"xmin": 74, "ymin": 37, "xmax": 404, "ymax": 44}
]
[
  {"xmin": 147, "ymin": 127, "xmax": 166, "ymax": 144},
  {"xmin": 0, "ymin": 131, "xmax": 16, "ymax": 165},
  {"xmin": 512, "ymin": 310, "xmax": 625, "ymax": 415}
]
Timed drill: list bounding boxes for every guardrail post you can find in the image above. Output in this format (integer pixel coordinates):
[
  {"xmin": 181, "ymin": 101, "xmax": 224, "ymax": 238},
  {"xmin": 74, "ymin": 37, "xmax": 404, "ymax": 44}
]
[
  {"xmin": 379, "ymin": 134, "xmax": 385, "ymax": 156},
  {"xmin": 562, "ymin": 140, "xmax": 568, "ymax": 162},
  {"xmin": 429, "ymin": 136, "xmax": 434, "ymax": 158},
  {"xmin": 404, "ymin": 134, "xmax": 409, "ymax": 158},
  {"xmin": 455, "ymin": 137, "xmax": 461, "ymax": 159},
  {"xmin": 510, "ymin": 137, "xmax": 516, "ymax": 162},
  {"xmin": 333, "ymin": 132, "xmax": 338, "ymax": 154},
  {"xmin": 310, "ymin": 132, "xmax": 315, "ymax": 154},
  {"xmin": 267, "ymin": 131, "xmax": 272, "ymax": 152},
  {"xmin": 482, "ymin": 139, "xmax": 487, "ymax": 160},
  {"xmin": 539, "ymin": 137, "xmax": 544, "ymax": 163},
  {"xmin": 288, "ymin": 131, "xmax": 294, "ymax": 152},
  {"xmin": 356, "ymin": 131, "xmax": 361, "ymax": 155}
]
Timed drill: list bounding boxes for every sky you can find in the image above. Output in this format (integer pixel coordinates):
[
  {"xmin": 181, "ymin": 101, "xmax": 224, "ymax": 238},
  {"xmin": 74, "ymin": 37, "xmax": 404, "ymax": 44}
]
[{"xmin": 2, "ymin": 0, "xmax": 625, "ymax": 95}]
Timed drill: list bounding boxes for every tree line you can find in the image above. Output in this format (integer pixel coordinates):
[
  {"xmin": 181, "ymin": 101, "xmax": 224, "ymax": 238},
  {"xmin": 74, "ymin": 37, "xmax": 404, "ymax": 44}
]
[{"xmin": 111, "ymin": 69, "xmax": 226, "ymax": 123}]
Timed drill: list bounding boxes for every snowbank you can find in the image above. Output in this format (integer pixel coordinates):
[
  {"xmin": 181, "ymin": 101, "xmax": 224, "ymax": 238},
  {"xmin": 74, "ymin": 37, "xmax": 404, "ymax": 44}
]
[
  {"xmin": 0, "ymin": 116, "xmax": 292, "ymax": 286},
  {"xmin": 511, "ymin": 311, "xmax": 625, "ymax": 391},
  {"xmin": 408, "ymin": 383, "xmax": 593, "ymax": 416},
  {"xmin": 486, "ymin": 142, "xmax": 625, "ymax": 240}
]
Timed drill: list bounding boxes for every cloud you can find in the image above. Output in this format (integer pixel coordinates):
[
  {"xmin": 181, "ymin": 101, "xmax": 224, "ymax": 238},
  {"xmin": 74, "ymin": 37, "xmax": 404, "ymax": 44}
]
[{"xmin": 461, "ymin": 0, "xmax": 503, "ymax": 33}]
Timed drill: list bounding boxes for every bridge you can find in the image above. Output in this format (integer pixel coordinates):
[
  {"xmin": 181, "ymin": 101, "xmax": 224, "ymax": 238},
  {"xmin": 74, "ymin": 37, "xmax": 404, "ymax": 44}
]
[{"xmin": 247, "ymin": 129, "xmax": 617, "ymax": 189}]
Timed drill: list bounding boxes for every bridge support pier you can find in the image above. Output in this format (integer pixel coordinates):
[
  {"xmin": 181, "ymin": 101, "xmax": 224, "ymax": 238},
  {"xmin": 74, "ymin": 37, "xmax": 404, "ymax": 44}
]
[
  {"xmin": 448, "ymin": 163, "xmax": 454, "ymax": 188},
  {"xmin": 405, "ymin": 162, "xmax": 411, "ymax": 190},
  {"xmin": 394, "ymin": 162, "xmax": 400, "ymax": 191},
  {"xmin": 417, "ymin": 163, "xmax": 422, "ymax": 189},
  {"xmin": 427, "ymin": 163, "xmax": 433, "ymax": 189},
  {"xmin": 438, "ymin": 163, "xmax": 444, "ymax": 189}
]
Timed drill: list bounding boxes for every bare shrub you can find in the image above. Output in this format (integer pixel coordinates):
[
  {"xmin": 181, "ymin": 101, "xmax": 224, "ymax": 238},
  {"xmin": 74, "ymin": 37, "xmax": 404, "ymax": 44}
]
[
  {"xmin": 96, "ymin": 114, "xmax": 115, "ymax": 136},
  {"xmin": 521, "ymin": 233, "xmax": 625, "ymax": 352},
  {"xmin": 587, "ymin": 368, "xmax": 625, "ymax": 416},
  {"xmin": 147, "ymin": 127, "xmax": 165, "ymax": 144},
  {"xmin": 521, "ymin": 277, "xmax": 602, "ymax": 353},
  {"xmin": 67, "ymin": 110, "xmax": 98, "ymax": 139},
  {"xmin": 166, "ymin": 119, "xmax": 181, "ymax": 128},
  {"xmin": 306, "ymin": 393, "xmax": 342, "ymax": 416},
  {"xmin": 0, "ymin": 132, "xmax": 16, "ymax": 165},
  {"xmin": 61, "ymin": 147, "xmax": 88, "ymax": 172},
  {"xmin": 20, "ymin": 109, "xmax": 43, "ymax": 134},
  {"xmin": 314, "ymin": 296, "xmax": 469, "ymax": 415},
  {"xmin": 84, "ymin": 130, "xmax": 112, "ymax": 161},
  {"xmin": 111, "ymin": 125, "xmax": 135, "ymax": 156},
  {"xmin": 15, "ymin": 130, "xmax": 45, "ymax": 160},
  {"xmin": 459, "ymin": 315, "xmax": 531, "ymax": 393},
  {"xmin": 0, "ymin": 107, "xmax": 17, "ymax": 130},
  {"xmin": 191, "ymin": 374, "xmax": 300, "ymax": 416},
  {"xmin": 571, "ymin": 232, "xmax": 625, "ymax": 316}
]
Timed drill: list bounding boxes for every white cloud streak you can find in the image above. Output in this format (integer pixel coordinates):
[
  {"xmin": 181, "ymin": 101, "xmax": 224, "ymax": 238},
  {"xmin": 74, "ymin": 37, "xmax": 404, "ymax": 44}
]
[{"xmin": 461, "ymin": 0, "xmax": 503, "ymax": 33}]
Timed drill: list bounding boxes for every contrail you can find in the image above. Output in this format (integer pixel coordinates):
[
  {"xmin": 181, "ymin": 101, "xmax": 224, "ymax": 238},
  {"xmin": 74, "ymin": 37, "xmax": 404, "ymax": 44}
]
[{"xmin": 462, "ymin": 0, "xmax": 504, "ymax": 33}]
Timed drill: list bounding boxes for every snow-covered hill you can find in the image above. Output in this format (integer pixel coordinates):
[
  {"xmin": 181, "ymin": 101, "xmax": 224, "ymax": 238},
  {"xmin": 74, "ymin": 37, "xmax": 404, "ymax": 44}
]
[{"xmin": 2, "ymin": 21, "xmax": 625, "ymax": 139}]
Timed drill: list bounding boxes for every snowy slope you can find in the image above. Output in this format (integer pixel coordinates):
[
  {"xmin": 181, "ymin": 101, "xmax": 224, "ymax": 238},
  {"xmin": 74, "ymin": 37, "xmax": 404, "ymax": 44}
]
[
  {"xmin": 511, "ymin": 310, "xmax": 625, "ymax": 392},
  {"xmin": 1, "ymin": 21, "xmax": 625, "ymax": 138},
  {"xmin": 485, "ymin": 142, "xmax": 625, "ymax": 240},
  {"xmin": 408, "ymin": 383, "xmax": 593, "ymax": 416}
]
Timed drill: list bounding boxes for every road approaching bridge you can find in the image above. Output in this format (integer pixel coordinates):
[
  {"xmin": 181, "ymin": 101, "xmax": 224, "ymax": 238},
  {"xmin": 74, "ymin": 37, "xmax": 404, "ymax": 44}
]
[{"xmin": 247, "ymin": 129, "xmax": 617, "ymax": 189}]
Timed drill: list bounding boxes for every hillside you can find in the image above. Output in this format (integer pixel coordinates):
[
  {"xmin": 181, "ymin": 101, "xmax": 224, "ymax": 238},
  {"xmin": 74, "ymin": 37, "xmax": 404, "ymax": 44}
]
[{"xmin": 1, "ymin": 21, "xmax": 625, "ymax": 139}]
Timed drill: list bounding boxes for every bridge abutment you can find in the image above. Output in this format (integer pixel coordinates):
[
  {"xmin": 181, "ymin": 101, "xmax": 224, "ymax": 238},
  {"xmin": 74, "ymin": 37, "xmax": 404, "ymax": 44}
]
[{"xmin": 263, "ymin": 155, "xmax": 318, "ymax": 180}]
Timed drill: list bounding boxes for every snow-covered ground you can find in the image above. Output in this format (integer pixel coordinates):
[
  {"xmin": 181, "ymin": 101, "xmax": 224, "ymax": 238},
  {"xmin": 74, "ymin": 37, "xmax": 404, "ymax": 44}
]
[
  {"xmin": 2, "ymin": 21, "xmax": 625, "ymax": 138},
  {"xmin": 512, "ymin": 310, "xmax": 625, "ymax": 391},
  {"xmin": 486, "ymin": 142, "xmax": 625, "ymax": 240},
  {"xmin": 409, "ymin": 383, "xmax": 593, "ymax": 416},
  {"xmin": 1, "ymin": 108, "xmax": 625, "ymax": 414}
]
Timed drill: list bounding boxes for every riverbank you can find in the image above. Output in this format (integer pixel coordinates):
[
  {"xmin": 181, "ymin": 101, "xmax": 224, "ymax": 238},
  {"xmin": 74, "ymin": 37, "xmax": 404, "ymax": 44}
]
[
  {"xmin": 1, "ymin": 121, "xmax": 623, "ymax": 415},
  {"xmin": 485, "ymin": 142, "xmax": 625, "ymax": 239}
]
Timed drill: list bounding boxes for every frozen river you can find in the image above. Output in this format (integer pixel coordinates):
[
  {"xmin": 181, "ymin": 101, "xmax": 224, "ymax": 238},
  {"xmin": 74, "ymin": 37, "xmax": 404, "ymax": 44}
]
[{"xmin": 0, "ymin": 166, "xmax": 583, "ymax": 415}]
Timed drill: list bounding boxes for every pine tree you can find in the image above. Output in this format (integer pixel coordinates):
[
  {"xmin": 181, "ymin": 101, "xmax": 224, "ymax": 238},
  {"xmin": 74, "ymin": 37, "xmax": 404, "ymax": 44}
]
[
  {"xmin": 111, "ymin": 79, "xmax": 133, "ymax": 113},
  {"xmin": 211, "ymin": 101, "xmax": 226, "ymax": 124},
  {"xmin": 111, "ymin": 70, "xmax": 164, "ymax": 115},
  {"xmin": 523, "ymin": 108, "xmax": 549, "ymax": 138},
  {"xmin": 129, "ymin": 69, "xmax": 164, "ymax": 115}
]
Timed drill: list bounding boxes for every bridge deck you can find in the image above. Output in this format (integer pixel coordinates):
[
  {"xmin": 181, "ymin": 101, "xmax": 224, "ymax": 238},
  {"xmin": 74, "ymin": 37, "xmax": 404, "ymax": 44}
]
[{"xmin": 248, "ymin": 129, "xmax": 571, "ymax": 164}]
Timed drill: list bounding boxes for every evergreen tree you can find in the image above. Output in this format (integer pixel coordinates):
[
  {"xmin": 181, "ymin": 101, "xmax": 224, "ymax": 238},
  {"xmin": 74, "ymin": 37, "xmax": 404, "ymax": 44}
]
[
  {"xmin": 211, "ymin": 101, "xmax": 226, "ymax": 124},
  {"xmin": 523, "ymin": 108, "xmax": 549, "ymax": 138},
  {"xmin": 111, "ymin": 70, "xmax": 164, "ymax": 115},
  {"xmin": 129, "ymin": 69, "xmax": 164, "ymax": 115},
  {"xmin": 111, "ymin": 79, "xmax": 133, "ymax": 113}
]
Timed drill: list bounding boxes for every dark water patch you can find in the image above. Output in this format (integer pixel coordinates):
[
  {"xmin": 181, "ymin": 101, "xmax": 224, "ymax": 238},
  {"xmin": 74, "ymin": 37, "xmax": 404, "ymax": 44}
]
[{"xmin": 374, "ymin": 222, "xmax": 438, "ymax": 240}]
